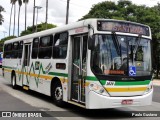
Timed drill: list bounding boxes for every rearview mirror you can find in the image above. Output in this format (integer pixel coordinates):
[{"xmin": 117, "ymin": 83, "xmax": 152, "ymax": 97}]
[{"xmin": 88, "ymin": 36, "xmax": 95, "ymax": 50}]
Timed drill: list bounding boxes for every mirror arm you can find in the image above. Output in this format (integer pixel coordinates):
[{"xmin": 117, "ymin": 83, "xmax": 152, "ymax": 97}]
[{"xmin": 88, "ymin": 24, "xmax": 94, "ymax": 34}]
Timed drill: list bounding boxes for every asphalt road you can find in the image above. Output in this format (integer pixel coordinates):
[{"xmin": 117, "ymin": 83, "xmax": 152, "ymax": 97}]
[
  {"xmin": 153, "ymin": 86, "xmax": 160, "ymax": 103},
  {"xmin": 0, "ymin": 69, "xmax": 160, "ymax": 120}
]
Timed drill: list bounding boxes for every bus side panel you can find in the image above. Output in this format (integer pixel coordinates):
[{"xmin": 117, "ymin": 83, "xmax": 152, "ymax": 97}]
[
  {"xmin": 15, "ymin": 59, "xmax": 23, "ymax": 87},
  {"xmin": 28, "ymin": 59, "xmax": 38, "ymax": 92},
  {"xmin": 3, "ymin": 59, "xmax": 11, "ymax": 83},
  {"xmin": 29, "ymin": 59, "xmax": 52, "ymax": 96},
  {"xmin": 3, "ymin": 59, "xmax": 19, "ymax": 84},
  {"xmin": 51, "ymin": 59, "xmax": 68, "ymax": 102},
  {"xmin": 28, "ymin": 58, "xmax": 68, "ymax": 98}
]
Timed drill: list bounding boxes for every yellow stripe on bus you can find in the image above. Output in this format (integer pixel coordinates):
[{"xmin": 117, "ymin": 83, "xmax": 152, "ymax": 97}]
[
  {"xmin": 105, "ymin": 87, "xmax": 147, "ymax": 92},
  {"xmin": 16, "ymin": 70, "xmax": 22, "ymax": 74},
  {"xmin": 4, "ymin": 68, "xmax": 67, "ymax": 81},
  {"xmin": 29, "ymin": 73, "xmax": 39, "ymax": 77},
  {"xmin": 85, "ymin": 82, "xmax": 90, "ymax": 87},
  {"xmin": 4, "ymin": 68, "xmax": 12, "ymax": 72},
  {"xmin": 39, "ymin": 74, "xmax": 53, "ymax": 80},
  {"xmin": 60, "ymin": 78, "xmax": 68, "ymax": 83}
]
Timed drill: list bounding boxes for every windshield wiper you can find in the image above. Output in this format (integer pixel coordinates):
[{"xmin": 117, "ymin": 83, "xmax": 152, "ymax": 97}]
[
  {"xmin": 133, "ymin": 34, "xmax": 142, "ymax": 54},
  {"xmin": 112, "ymin": 32, "xmax": 121, "ymax": 56},
  {"xmin": 129, "ymin": 34, "xmax": 142, "ymax": 64}
]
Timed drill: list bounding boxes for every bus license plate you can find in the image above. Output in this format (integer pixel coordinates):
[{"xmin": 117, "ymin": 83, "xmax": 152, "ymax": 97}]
[{"xmin": 121, "ymin": 100, "xmax": 133, "ymax": 105}]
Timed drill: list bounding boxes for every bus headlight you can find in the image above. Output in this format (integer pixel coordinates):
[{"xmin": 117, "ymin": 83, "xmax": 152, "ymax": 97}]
[
  {"xmin": 144, "ymin": 81, "xmax": 153, "ymax": 94},
  {"xmin": 89, "ymin": 83, "xmax": 109, "ymax": 96}
]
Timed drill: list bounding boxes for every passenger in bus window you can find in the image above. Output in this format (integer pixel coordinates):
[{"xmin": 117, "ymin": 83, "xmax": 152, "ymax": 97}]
[{"xmin": 119, "ymin": 57, "xmax": 127, "ymax": 70}]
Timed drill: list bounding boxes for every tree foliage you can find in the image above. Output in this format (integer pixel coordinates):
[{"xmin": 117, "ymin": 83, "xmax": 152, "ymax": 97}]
[
  {"xmin": 20, "ymin": 22, "xmax": 57, "ymax": 36},
  {"xmin": 0, "ymin": 23, "xmax": 56, "ymax": 52},
  {"xmin": 0, "ymin": 5, "xmax": 5, "ymax": 25},
  {"xmin": 80, "ymin": 0, "xmax": 160, "ymax": 78},
  {"xmin": 0, "ymin": 36, "xmax": 17, "ymax": 52}
]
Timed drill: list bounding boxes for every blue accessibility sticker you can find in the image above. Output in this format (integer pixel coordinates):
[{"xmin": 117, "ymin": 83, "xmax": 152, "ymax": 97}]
[{"xmin": 129, "ymin": 66, "xmax": 136, "ymax": 76}]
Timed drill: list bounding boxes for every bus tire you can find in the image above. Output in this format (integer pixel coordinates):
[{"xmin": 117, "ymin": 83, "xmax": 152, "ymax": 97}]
[
  {"xmin": 52, "ymin": 82, "xmax": 65, "ymax": 107},
  {"xmin": 12, "ymin": 74, "xmax": 17, "ymax": 89}
]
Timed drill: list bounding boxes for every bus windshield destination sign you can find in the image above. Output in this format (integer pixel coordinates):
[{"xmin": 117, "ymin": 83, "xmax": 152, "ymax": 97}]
[{"xmin": 97, "ymin": 21, "xmax": 150, "ymax": 36}]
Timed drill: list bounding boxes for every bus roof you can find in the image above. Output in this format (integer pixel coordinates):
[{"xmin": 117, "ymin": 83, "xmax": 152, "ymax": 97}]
[{"xmin": 4, "ymin": 18, "xmax": 150, "ymax": 44}]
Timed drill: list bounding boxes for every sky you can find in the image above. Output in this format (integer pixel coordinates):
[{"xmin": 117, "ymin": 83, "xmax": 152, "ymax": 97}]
[{"xmin": 0, "ymin": 0, "xmax": 159, "ymax": 39}]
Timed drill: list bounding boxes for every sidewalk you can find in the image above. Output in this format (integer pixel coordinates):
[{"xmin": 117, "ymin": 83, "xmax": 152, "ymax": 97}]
[{"xmin": 153, "ymin": 79, "xmax": 160, "ymax": 86}]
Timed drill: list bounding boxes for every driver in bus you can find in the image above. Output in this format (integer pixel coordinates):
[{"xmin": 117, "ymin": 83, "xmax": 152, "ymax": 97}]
[{"xmin": 92, "ymin": 54, "xmax": 103, "ymax": 74}]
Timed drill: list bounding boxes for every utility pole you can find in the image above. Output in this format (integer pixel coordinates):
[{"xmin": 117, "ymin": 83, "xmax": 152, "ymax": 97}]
[
  {"xmin": 35, "ymin": 6, "xmax": 42, "ymax": 32},
  {"xmin": 13, "ymin": 4, "xmax": 16, "ymax": 36},
  {"xmin": 65, "ymin": 0, "xmax": 70, "ymax": 24},
  {"xmin": 45, "ymin": 0, "xmax": 48, "ymax": 29},
  {"xmin": 32, "ymin": 0, "xmax": 36, "ymax": 32}
]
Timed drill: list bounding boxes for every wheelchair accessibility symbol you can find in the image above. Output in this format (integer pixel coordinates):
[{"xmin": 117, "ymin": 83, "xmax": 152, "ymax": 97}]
[{"xmin": 129, "ymin": 66, "xmax": 136, "ymax": 76}]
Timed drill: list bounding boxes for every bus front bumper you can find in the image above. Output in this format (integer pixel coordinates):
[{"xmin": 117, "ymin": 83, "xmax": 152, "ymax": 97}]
[{"xmin": 86, "ymin": 89, "xmax": 153, "ymax": 109}]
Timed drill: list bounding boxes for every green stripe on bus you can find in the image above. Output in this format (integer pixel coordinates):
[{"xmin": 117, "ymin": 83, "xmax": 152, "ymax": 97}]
[
  {"xmin": 115, "ymin": 80, "xmax": 150, "ymax": 86},
  {"xmin": 100, "ymin": 80, "xmax": 106, "ymax": 85},
  {"xmin": 100, "ymin": 80, "xmax": 151, "ymax": 86},
  {"xmin": 2, "ymin": 66, "xmax": 13, "ymax": 69},
  {"xmin": 86, "ymin": 76, "xmax": 98, "ymax": 81},
  {"xmin": 48, "ymin": 72, "xmax": 68, "ymax": 77},
  {"xmin": 3, "ymin": 65, "xmax": 68, "ymax": 78}
]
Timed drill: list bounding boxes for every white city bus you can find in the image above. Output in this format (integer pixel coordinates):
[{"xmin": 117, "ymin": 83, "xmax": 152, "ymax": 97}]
[{"xmin": 2, "ymin": 19, "xmax": 153, "ymax": 109}]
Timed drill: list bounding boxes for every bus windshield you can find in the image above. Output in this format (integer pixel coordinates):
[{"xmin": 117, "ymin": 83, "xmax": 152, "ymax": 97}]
[{"xmin": 91, "ymin": 34, "xmax": 152, "ymax": 76}]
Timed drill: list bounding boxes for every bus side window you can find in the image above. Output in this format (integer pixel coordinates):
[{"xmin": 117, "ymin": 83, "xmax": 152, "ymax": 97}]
[
  {"xmin": 32, "ymin": 38, "xmax": 39, "ymax": 59},
  {"xmin": 5, "ymin": 43, "xmax": 12, "ymax": 58},
  {"xmin": 53, "ymin": 32, "xmax": 68, "ymax": 59},
  {"xmin": 38, "ymin": 35, "xmax": 53, "ymax": 59},
  {"xmin": 18, "ymin": 41, "xmax": 23, "ymax": 58},
  {"xmin": 12, "ymin": 42, "xmax": 19, "ymax": 58},
  {"xmin": 3, "ymin": 44, "xmax": 7, "ymax": 58}
]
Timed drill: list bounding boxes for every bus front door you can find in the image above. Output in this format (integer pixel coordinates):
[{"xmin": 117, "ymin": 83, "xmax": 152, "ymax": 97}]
[
  {"xmin": 71, "ymin": 35, "xmax": 87, "ymax": 104},
  {"xmin": 22, "ymin": 44, "xmax": 31, "ymax": 87}
]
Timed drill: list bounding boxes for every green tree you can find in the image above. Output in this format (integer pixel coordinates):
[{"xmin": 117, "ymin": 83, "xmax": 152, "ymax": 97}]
[
  {"xmin": 0, "ymin": 36, "xmax": 17, "ymax": 52},
  {"xmin": 0, "ymin": 5, "xmax": 5, "ymax": 25},
  {"xmin": 20, "ymin": 22, "xmax": 57, "ymax": 36},
  {"xmin": 80, "ymin": 0, "xmax": 160, "ymax": 78}
]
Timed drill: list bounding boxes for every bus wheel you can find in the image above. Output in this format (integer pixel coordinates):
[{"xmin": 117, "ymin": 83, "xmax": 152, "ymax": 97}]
[
  {"xmin": 52, "ymin": 82, "xmax": 65, "ymax": 107},
  {"xmin": 12, "ymin": 74, "xmax": 17, "ymax": 89}
]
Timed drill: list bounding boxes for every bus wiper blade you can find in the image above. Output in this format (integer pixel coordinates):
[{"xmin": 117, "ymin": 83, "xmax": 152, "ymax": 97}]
[
  {"xmin": 112, "ymin": 32, "xmax": 121, "ymax": 55},
  {"xmin": 133, "ymin": 34, "xmax": 142, "ymax": 54}
]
